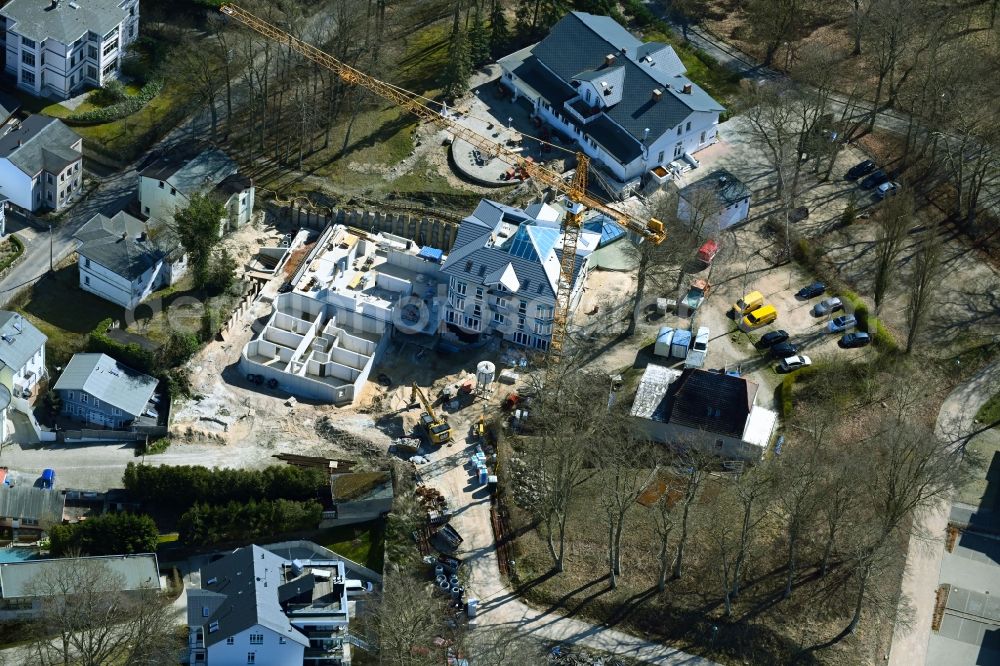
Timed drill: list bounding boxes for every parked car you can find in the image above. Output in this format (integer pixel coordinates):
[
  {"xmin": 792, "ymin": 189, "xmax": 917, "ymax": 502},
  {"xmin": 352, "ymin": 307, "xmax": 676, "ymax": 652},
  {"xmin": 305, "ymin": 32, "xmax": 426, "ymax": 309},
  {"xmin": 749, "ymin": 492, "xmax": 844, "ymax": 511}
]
[
  {"xmin": 771, "ymin": 341, "xmax": 799, "ymax": 358},
  {"xmin": 779, "ymin": 355, "xmax": 812, "ymax": 372},
  {"xmin": 875, "ymin": 181, "xmax": 900, "ymax": 199},
  {"xmin": 861, "ymin": 170, "xmax": 890, "ymax": 190},
  {"xmin": 796, "ymin": 282, "xmax": 826, "ymax": 299},
  {"xmin": 846, "ymin": 159, "xmax": 877, "ymax": 180},
  {"xmin": 828, "ymin": 314, "xmax": 858, "ymax": 333},
  {"xmin": 758, "ymin": 330, "xmax": 789, "ymax": 348},
  {"xmin": 840, "ymin": 332, "xmax": 872, "ymax": 348},
  {"xmin": 732, "ymin": 290, "xmax": 764, "ymax": 317},
  {"xmin": 741, "ymin": 304, "xmax": 778, "ymax": 330},
  {"xmin": 697, "ymin": 239, "xmax": 720, "ymax": 265},
  {"xmin": 813, "ymin": 297, "xmax": 844, "ymax": 316}
]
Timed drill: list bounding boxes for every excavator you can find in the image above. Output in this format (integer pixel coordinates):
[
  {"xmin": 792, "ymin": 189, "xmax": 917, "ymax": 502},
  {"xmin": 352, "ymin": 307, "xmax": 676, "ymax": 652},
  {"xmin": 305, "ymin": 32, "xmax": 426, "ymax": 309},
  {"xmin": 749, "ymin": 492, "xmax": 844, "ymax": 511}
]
[
  {"xmin": 220, "ymin": 4, "xmax": 667, "ymax": 362},
  {"xmin": 410, "ymin": 383, "xmax": 452, "ymax": 447}
]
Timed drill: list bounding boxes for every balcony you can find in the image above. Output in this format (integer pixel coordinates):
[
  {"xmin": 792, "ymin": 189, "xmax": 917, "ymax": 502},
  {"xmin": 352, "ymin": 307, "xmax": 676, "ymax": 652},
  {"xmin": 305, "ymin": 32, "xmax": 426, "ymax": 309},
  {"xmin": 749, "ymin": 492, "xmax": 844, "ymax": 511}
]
[{"xmin": 563, "ymin": 97, "xmax": 601, "ymax": 125}]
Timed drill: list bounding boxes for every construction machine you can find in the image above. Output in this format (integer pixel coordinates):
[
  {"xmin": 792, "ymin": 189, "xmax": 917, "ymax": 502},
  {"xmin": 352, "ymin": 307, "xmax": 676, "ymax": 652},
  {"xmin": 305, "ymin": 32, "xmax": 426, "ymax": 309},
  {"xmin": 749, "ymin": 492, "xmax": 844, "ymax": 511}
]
[
  {"xmin": 411, "ymin": 383, "xmax": 451, "ymax": 447},
  {"xmin": 220, "ymin": 4, "xmax": 667, "ymax": 362}
]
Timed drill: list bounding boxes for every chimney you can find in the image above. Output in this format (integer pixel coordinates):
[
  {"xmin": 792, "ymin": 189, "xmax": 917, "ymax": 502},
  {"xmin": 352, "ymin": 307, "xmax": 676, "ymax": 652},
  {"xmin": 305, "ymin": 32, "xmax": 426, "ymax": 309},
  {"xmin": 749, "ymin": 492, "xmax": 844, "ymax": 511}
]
[
  {"xmin": 619, "ymin": 46, "xmax": 627, "ymax": 55},
  {"xmin": 682, "ymin": 83, "xmax": 693, "ymax": 94},
  {"xmin": 16, "ymin": 140, "xmax": 21, "ymax": 148},
  {"xmin": 139, "ymin": 231, "xmax": 148, "ymax": 242},
  {"xmin": 652, "ymin": 89, "xmax": 662, "ymax": 102},
  {"xmin": 120, "ymin": 232, "xmax": 127, "ymax": 240},
  {"xmin": 604, "ymin": 53, "xmax": 616, "ymax": 67},
  {"xmin": 642, "ymin": 128, "xmax": 650, "ymax": 141}
]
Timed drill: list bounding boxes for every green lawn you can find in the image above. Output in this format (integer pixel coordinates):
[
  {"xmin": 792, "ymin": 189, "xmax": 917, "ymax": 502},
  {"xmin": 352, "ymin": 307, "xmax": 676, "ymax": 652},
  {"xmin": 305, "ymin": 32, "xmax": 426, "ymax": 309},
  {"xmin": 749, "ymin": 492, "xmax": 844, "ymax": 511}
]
[
  {"xmin": 976, "ymin": 391, "xmax": 1000, "ymax": 426},
  {"xmin": 13, "ymin": 265, "xmax": 124, "ymax": 371},
  {"xmin": 317, "ymin": 520, "xmax": 386, "ymax": 572},
  {"xmin": 126, "ymin": 275, "xmax": 239, "ymax": 346}
]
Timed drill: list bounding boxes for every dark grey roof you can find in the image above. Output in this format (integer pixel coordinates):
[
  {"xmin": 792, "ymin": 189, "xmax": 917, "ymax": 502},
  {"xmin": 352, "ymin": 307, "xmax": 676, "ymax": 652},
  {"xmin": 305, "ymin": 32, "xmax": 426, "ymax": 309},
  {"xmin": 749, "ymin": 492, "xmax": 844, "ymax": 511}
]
[
  {"xmin": 0, "ymin": 311, "xmax": 46, "ymax": 374},
  {"xmin": 1, "ymin": 0, "xmax": 127, "ymax": 44},
  {"xmin": 0, "ymin": 554, "xmax": 160, "ymax": 599},
  {"xmin": 642, "ymin": 368, "xmax": 756, "ymax": 439},
  {"xmin": 215, "ymin": 172, "xmax": 252, "ymax": 197},
  {"xmin": 141, "ymin": 149, "xmax": 237, "ymax": 199},
  {"xmin": 0, "ymin": 92, "xmax": 21, "ymax": 124},
  {"xmin": 0, "ymin": 115, "xmax": 81, "ymax": 178},
  {"xmin": 521, "ymin": 12, "xmax": 723, "ymax": 162},
  {"xmin": 75, "ymin": 211, "xmax": 180, "ymax": 281},
  {"xmin": 52, "ymin": 353, "xmax": 158, "ymax": 418},
  {"xmin": 440, "ymin": 200, "xmax": 564, "ymax": 301},
  {"xmin": 0, "ymin": 485, "xmax": 64, "ymax": 525},
  {"xmin": 679, "ymin": 169, "xmax": 751, "ymax": 210},
  {"xmin": 196, "ymin": 545, "xmax": 309, "ymax": 649}
]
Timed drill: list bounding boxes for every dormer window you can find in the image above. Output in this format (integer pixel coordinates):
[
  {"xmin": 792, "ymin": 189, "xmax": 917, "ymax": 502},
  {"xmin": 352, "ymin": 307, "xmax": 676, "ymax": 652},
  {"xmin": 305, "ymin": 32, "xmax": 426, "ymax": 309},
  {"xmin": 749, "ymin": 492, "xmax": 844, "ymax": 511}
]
[
  {"xmin": 585, "ymin": 89, "xmax": 591, "ymax": 102},
  {"xmin": 208, "ymin": 621, "xmax": 219, "ymax": 633}
]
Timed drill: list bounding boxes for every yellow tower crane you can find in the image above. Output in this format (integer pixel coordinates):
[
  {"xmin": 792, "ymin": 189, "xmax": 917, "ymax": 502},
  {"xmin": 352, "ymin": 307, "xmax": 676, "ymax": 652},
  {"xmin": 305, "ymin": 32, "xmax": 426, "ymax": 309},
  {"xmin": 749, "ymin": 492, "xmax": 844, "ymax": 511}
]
[{"xmin": 220, "ymin": 4, "xmax": 666, "ymax": 359}]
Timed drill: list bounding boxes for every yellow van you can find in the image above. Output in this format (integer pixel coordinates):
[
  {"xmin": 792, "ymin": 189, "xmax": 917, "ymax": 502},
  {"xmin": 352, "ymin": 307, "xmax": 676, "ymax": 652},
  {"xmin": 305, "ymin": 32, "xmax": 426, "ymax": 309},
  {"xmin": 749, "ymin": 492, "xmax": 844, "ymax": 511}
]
[
  {"xmin": 741, "ymin": 304, "xmax": 778, "ymax": 330},
  {"xmin": 732, "ymin": 291, "xmax": 764, "ymax": 317}
]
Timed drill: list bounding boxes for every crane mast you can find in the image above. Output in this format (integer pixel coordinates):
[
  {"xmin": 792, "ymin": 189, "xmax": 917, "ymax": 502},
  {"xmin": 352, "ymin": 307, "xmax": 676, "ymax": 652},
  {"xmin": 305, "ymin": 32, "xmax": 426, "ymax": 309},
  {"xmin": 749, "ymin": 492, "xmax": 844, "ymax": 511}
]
[{"xmin": 220, "ymin": 3, "xmax": 665, "ymax": 360}]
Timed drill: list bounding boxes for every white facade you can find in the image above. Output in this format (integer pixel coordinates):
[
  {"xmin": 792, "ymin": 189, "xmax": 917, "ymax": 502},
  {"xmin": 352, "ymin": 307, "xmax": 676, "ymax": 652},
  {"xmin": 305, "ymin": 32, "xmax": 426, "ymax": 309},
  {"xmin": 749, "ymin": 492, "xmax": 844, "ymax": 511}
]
[
  {"xmin": 202, "ymin": 624, "xmax": 303, "ymax": 666},
  {"xmin": 0, "ymin": 159, "xmax": 30, "ymax": 210},
  {"xmin": 2, "ymin": 0, "xmax": 139, "ymax": 100},
  {"xmin": 0, "ymin": 117, "xmax": 83, "ymax": 213},
  {"xmin": 138, "ymin": 170, "xmax": 255, "ymax": 233},
  {"xmin": 223, "ymin": 187, "xmax": 255, "ymax": 231},
  {"xmin": 677, "ymin": 192, "xmax": 750, "ymax": 231},
  {"xmin": 77, "ymin": 251, "xmax": 186, "ymax": 310}
]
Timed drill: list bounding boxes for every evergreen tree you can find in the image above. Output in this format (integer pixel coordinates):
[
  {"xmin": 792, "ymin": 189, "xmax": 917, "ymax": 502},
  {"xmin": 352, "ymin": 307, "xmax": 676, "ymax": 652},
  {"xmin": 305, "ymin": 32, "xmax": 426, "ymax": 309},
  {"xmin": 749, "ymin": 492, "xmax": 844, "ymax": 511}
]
[
  {"xmin": 469, "ymin": 4, "xmax": 491, "ymax": 67},
  {"xmin": 489, "ymin": 0, "xmax": 509, "ymax": 57},
  {"xmin": 443, "ymin": 26, "xmax": 473, "ymax": 100}
]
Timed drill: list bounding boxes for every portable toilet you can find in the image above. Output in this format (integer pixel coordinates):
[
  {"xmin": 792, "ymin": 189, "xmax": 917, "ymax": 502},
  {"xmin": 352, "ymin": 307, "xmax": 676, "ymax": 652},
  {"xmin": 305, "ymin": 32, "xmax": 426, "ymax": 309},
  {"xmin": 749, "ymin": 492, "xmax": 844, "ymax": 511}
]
[
  {"xmin": 671, "ymin": 329, "xmax": 691, "ymax": 359},
  {"xmin": 654, "ymin": 327, "xmax": 674, "ymax": 358},
  {"xmin": 40, "ymin": 469, "xmax": 55, "ymax": 489}
]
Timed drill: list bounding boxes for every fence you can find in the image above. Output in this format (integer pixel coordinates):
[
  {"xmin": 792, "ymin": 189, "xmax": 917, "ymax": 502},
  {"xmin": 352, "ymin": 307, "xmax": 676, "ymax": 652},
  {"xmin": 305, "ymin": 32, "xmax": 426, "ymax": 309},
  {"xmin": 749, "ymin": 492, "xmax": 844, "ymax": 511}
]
[{"xmin": 269, "ymin": 203, "xmax": 459, "ymax": 252}]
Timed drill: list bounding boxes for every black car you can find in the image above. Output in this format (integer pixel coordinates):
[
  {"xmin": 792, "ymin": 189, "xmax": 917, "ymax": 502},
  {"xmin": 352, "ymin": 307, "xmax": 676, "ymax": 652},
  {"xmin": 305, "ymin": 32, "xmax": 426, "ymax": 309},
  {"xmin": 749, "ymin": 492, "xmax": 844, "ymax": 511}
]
[
  {"xmin": 840, "ymin": 332, "xmax": 871, "ymax": 348},
  {"xmin": 860, "ymin": 170, "xmax": 890, "ymax": 190},
  {"xmin": 278, "ymin": 282, "xmax": 294, "ymax": 294},
  {"xmin": 771, "ymin": 341, "xmax": 799, "ymax": 358},
  {"xmin": 758, "ymin": 330, "xmax": 789, "ymax": 348},
  {"xmin": 846, "ymin": 159, "xmax": 877, "ymax": 180},
  {"xmin": 796, "ymin": 282, "xmax": 826, "ymax": 299}
]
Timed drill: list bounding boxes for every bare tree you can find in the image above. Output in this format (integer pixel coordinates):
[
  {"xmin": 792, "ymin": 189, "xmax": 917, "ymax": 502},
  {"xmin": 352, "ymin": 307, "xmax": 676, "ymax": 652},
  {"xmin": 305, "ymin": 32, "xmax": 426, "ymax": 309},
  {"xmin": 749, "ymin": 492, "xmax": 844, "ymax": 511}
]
[
  {"xmin": 365, "ymin": 574, "xmax": 442, "ymax": 666},
  {"xmin": 904, "ymin": 223, "xmax": 945, "ymax": 353},
  {"xmin": 871, "ymin": 191, "xmax": 914, "ymax": 319},
  {"xmin": 651, "ymin": 474, "xmax": 678, "ymax": 591},
  {"xmin": 462, "ymin": 626, "xmax": 547, "ymax": 665},
  {"xmin": 173, "ymin": 39, "xmax": 226, "ymax": 140},
  {"xmin": 773, "ymin": 426, "xmax": 825, "ymax": 598},
  {"xmin": 21, "ymin": 559, "xmax": 177, "ymax": 666},
  {"xmin": 744, "ymin": 0, "xmax": 815, "ymax": 67},
  {"xmin": 729, "ymin": 466, "xmax": 771, "ymax": 599},
  {"xmin": 671, "ymin": 450, "xmax": 711, "ymax": 579}
]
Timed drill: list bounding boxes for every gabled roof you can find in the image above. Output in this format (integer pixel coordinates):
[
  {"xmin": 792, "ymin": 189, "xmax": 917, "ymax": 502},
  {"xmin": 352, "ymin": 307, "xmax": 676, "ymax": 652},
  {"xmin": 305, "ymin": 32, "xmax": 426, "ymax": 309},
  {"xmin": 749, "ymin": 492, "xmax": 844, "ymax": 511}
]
[
  {"xmin": 196, "ymin": 545, "xmax": 310, "ymax": 649},
  {"xmin": 0, "ymin": 311, "xmax": 46, "ymax": 374},
  {"xmin": 75, "ymin": 211, "xmax": 181, "ymax": 280},
  {"xmin": 631, "ymin": 366, "xmax": 758, "ymax": 439},
  {"xmin": 0, "ymin": 115, "xmax": 80, "ymax": 178},
  {"xmin": 1, "ymin": 0, "xmax": 127, "ymax": 44},
  {"xmin": 52, "ymin": 353, "xmax": 158, "ymax": 418},
  {"xmin": 0, "ymin": 485, "xmax": 64, "ymax": 526},
  {"xmin": 509, "ymin": 12, "xmax": 724, "ymax": 164},
  {"xmin": 139, "ymin": 149, "xmax": 238, "ymax": 200}
]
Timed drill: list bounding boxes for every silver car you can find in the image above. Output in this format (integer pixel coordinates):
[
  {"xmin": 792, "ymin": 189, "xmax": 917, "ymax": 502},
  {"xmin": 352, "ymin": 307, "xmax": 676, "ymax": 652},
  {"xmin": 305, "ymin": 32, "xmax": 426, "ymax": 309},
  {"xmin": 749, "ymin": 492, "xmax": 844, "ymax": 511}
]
[{"xmin": 813, "ymin": 297, "xmax": 843, "ymax": 316}]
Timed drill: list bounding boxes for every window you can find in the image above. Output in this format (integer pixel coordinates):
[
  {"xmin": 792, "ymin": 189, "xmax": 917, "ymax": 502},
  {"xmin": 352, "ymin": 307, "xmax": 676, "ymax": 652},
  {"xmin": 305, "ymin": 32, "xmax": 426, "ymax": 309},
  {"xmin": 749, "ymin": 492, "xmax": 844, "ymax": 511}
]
[
  {"xmin": 463, "ymin": 316, "xmax": 479, "ymax": 330},
  {"xmin": 47, "ymin": 192, "xmax": 53, "ymax": 202},
  {"xmin": 21, "ymin": 70, "xmax": 35, "ymax": 85},
  {"xmin": 170, "ymin": 187, "xmax": 176, "ymax": 195},
  {"xmin": 88, "ymin": 45, "xmax": 97, "ymax": 59},
  {"xmin": 208, "ymin": 621, "xmax": 219, "ymax": 633},
  {"xmin": 21, "ymin": 52, "xmax": 34, "ymax": 66},
  {"xmin": 677, "ymin": 126, "xmax": 682, "ymax": 136},
  {"xmin": 246, "ymin": 653, "xmax": 255, "ymax": 664},
  {"xmin": 495, "ymin": 297, "xmax": 507, "ymax": 309},
  {"xmin": 143, "ymin": 206, "xmax": 149, "ymax": 215},
  {"xmin": 129, "ymin": 24, "xmax": 134, "ymax": 38},
  {"xmin": 158, "ymin": 181, "xmax": 165, "ymax": 189},
  {"xmin": 279, "ymin": 637, "xmax": 286, "ymax": 644},
  {"xmin": 202, "ymin": 606, "xmax": 210, "ymax": 617},
  {"xmin": 102, "ymin": 62, "xmax": 115, "ymax": 77},
  {"xmin": 513, "ymin": 331, "xmax": 530, "ymax": 345},
  {"xmin": 464, "ymin": 260, "xmax": 472, "ymax": 273},
  {"xmin": 226, "ymin": 637, "xmax": 235, "ymax": 646},
  {"xmin": 493, "ymin": 312, "xmax": 505, "ymax": 324},
  {"xmin": 657, "ymin": 150, "xmax": 665, "ymax": 164},
  {"xmin": 60, "ymin": 173, "xmax": 65, "ymax": 182},
  {"xmin": 81, "ymin": 394, "xmax": 88, "ymax": 404},
  {"xmin": 674, "ymin": 142, "xmax": 683, "ymax": 158},
  {"xmin": 686, "ymin": 121, "xmax": 691, "ymax": 132},
  {"xmin": 716, "ymin": 440, "xmax": 724, "ymax": 449},
  {"xmin": 454, "ymin": 280, "xmax": 466, "ymax": 296},
  {"xmin": 249, "ymin": 634, "xmax": 263, "ymax": 645},
  {"xmin": 93, "ymin": 398, "xmax": 100, "ymax": 408},
  {"xmin": 518, "ymin": 300, "xmax": 527, "ymax": 314},
  {"xmin": 68, "ymin": 392, "xmax": 74, "ymax": 401},
  {"xmin": 103, "ymin": 27, "xmax": 119, "ymax": 41},
  {"xmin": 585, "ymin": 89, "xmax": 591, "ymax": 102},
  {"xmin": 47, "ymin": 174, "xmax": 53, "ymax": 184},
  {"xmin": 700, "ymin": 131, "xmax": 706, "ymax": 144},
  {"xmin": 113, "ymin": 407, "xmax": 121, "ymax": 416},
  {"xmin": 83, "ymin": 256, "xmax": 90, "ymax": 269},
  {"xmin": 446, "ymin": 310, "xmax": 457, "ymax": 324},
  {"xmin": 472, "ymin": 304, "xmax": 481, "ymax": 317},
  {"xmin": 21, "ymin": 36, "xmax": 35, "ymax": 49},
  {"xmin": 517, "ymin": 316, "xmax": 525, "ymax": 331},
  {"xmin": 535, "ymin": 338, "xmax": 549, "ymax": 351},
  {"xmin": 453, "ymin": 298, "xmax": 465, "ymax": 312},
  {"xmin": 474, "ymin": 287, "xmax": 484, "ymax": 301},
  {"xmin": 87, "ymin": 65, "xmax": 97, "ymax": 79}
]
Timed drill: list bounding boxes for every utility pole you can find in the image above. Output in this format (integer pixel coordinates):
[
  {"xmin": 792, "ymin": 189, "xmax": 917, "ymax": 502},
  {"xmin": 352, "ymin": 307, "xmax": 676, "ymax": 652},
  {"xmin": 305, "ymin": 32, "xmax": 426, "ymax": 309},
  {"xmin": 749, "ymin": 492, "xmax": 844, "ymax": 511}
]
[{"xmin": 48, "ymin": 225, "xmax": 53, "ymax": 273}]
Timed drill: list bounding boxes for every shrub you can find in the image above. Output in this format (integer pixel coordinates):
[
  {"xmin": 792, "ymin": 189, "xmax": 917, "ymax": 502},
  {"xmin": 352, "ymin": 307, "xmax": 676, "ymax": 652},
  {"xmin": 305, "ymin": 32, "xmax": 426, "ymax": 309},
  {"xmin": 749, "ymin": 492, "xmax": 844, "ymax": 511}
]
[
  {"xmin": 90, "ymin": 80, "xmax": 128, "ymax": 107},
  {"xmin": 88, "ymin": 318, "xmax": 155, "ymax": 374},
  {"xmin": 68, "ymin": 79, "xmax": 163, "ymax": 124},
  {"xmin": 49, "ymin": 513, "xmax": 158, "ymax": 556},
  {"xmin": 177, "ymin": 499, "xmax": 322, "ymax": 547},
  {"xmin": 158, "ymin": 331, "xmax": 200, "ymax": 368}
]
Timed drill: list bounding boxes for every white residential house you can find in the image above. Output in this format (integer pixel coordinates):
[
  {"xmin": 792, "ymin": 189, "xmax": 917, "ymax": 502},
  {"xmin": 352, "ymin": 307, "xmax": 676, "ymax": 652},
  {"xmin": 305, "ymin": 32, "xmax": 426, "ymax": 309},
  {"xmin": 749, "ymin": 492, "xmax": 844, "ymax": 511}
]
[
  {"xmin": 498, "ymin": 12, "xmax": 724, "ymax": 189},
  {"xmin": 1, "ymin": 0, "xmax": 140, "ymax": 100},
  {"xmin": 74, "ymin": 210, "xmax": 186, "ymax": 309},
  {"xmin": 677, "ymin": 169, "xmax": 751, "ymax": 231},
  {"xmin": 0, "ymin": 311, "xmax": 47, "ymax": 400},
  {"xmin": 138, "ymin": 149, "xmax": 254, "ymax": 233},
  {"xmin": 0, "ymin": 114, "xmax": 82, "ymax": 213},
  {"xmin": 187, "ymin": 543, "xmax": 363, "ymax": 666},
  {"xmin": 438, "ymin": 199, "xmax": 608, "ymax": 353},
  {"xmin": 631, "ymin": 365, "xmax": 778, "ymax": 462}
]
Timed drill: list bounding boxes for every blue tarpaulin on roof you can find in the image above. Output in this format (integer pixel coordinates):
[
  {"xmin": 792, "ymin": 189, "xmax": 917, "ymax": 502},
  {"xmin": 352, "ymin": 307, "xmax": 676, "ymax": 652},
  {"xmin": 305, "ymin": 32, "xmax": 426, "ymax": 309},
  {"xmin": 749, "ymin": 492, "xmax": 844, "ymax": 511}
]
[{"xmin": 417, "ymin": 246, "xmax": 444, "ymax": 263}]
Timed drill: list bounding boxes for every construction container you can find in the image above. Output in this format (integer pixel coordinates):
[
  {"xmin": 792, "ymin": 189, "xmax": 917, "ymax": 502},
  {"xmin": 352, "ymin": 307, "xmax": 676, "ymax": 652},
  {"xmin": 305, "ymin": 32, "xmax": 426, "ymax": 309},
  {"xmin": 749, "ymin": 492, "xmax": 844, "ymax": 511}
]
[
  {"xmin": 654, "ymin": 326, "xmax": 674, "ymax": 358},
  {"xmin": 478, "ymin": 467, "xmax": 489, "ymax": 485},
  {"xmin": 487, "ymin": 475, "xmax": 498, "ymax": 485},
  {"xmin": 671, "ymin": 329, "xmax": 691, "ymax": 359},
  {"xmin": 467, "ymin": 598, "xmax": 479, "ymax": 618}
]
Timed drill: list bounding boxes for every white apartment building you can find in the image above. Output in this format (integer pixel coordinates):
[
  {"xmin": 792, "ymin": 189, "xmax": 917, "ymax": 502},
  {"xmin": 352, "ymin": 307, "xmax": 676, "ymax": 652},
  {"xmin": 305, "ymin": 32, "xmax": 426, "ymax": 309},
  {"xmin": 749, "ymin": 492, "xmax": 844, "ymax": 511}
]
[
  {"xmin": 498, "ymin": 12, "xmax": 724, "ymax": 189},
  {"xmin": 1, "ymin": 0, "xmax": 139, "ymax": 100},
  {"xmin": 439, "ymin": 199, "xmax": 605, "ymax": 353},
  {"xmin": 188, "ymin": 544, "xmax": 362, "ymax": 666},
  {"xmin": 0, "ymin": 114, "xmax": 82, "ymax": 212}
]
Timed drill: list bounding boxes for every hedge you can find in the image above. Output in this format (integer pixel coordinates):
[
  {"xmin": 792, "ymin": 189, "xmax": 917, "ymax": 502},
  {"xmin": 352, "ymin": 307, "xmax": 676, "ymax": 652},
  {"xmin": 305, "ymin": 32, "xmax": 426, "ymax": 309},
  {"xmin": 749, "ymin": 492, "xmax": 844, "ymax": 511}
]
[
  {"xmin": 779, "ymin": 365, "xmax": 817, "ymax": 419},
  {"xmin": 68, "ymin": 79, "xmax": 163, "ymax": 124},
  {"xmin": 177, "ymin": 499, "xmax": 323, "ymax": 547},
  {"xmin": 49, "ymin": 512, "xmax": 159, "ymax": 556},
  {"xmin": 88, "ymin": 318, "xmax": 155, "ymax": 373}
]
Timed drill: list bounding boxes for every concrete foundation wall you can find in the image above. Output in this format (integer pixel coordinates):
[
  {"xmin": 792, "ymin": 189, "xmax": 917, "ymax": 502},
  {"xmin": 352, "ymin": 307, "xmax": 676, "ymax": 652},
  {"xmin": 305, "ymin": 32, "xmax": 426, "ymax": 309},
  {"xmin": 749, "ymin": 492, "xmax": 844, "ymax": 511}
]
[{"xmin": 273, "ymin": 204, "xmax": 458, "ymax": 251}]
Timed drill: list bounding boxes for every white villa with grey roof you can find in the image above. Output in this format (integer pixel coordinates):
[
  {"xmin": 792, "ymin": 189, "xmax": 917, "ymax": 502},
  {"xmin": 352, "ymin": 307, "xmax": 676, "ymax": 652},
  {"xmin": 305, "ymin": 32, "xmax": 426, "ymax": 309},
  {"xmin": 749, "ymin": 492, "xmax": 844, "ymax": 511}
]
[
  {"xmin": 1, "ymin": 0, "xmax": 139, "ymax": 100},
  {"xmin": 75, "ymin": 210, "xmax": 186, "ymax": 309},
  {"xmin": 0, "ymin": 114, "xmax": 81, "ymax": 212},
  {"xmin": 677, "ymin": 168, "xmax": 751, "ymax": 231},
  {"xmin": 52, "ymin": 352, "xmax": 158, "ymax": 429},
  {"xmin": 498, "ymin": 12, "xmax": 724, "ymax": 188},
  {"xmin": 439, "ymin": 199, "xmax": 605, "ymax": 352},
  {"xmin": 138, "ymin": 148, "xmax": 255, "ymax": 233},
  {"xmin": 188, "ymin": 544, "xmax": 361, "ymax": 665}
]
